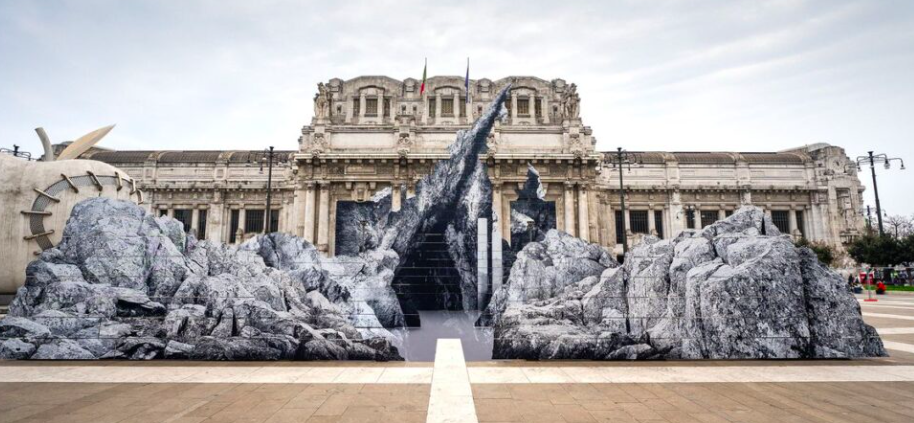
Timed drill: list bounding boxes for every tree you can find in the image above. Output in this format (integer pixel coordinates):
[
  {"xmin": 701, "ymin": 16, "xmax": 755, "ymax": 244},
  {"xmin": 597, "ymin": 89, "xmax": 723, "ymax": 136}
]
[
  {"xmin": 901, "ymin": 235, "xmax": 914, "ymax": 264},
  {"xmin": 795, "ymin": 238, "xmax": 836, "ymax": 267},
  {"xmin": 847, "ymin": 234, "xmax": 907, "ymax": 266},
  {"xmin": 885, "ymin": 214, "xmax": 914, "ymax": 239}
]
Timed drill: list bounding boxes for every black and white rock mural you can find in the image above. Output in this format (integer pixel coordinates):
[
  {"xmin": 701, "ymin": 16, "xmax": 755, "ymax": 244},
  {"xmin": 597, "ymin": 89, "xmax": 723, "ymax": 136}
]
[
  {"xmin": 334, "ymin": 188, "xmax": 392, "ymax": 256},
  {"xmin": 484, "ymin": 207, "xmax": 886, "ymax": 360},
  {"xmin": 335, "ymin": 87, "xmax": 510, "ymax": 325},
  {"xmin": 509, "ymin": 164, "xmax": 556, "ymax": 254},
  {"xmin": 0, "ymin": 82, "xmax": 886, "ymax": 361},
  {"xmin": 0, "ymin": 198, "xmax": 402, "ymax": 360}
]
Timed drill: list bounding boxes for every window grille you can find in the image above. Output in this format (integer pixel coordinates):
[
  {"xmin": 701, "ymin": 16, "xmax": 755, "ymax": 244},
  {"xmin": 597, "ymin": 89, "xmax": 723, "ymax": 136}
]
[
  {"xmin": 615, "ymin": 210, "xmax": 625, "ymax": 244},
  {"xmin": 630, "ymin": 210, "xmax": 649, "ymax": 234},
  {"xmin": 771, "ymin": 210, "xmax": 790, "ymax": 234},
  {"xmin": 701, "ymin": 210, "xmax": 719, "ymax": 228},
  {"xmin": 245, "ymin": 210, "xmax": 265, "ymax": 234},
  {"xmin": 517, "ymin": 98, "xmax": 530, "ymax": 116},
  {"xmin": 442, "ymin": 98, "xmax": 454, "ymax": 116},
  {"xmin": 365, "ymin": 97, "xmax": 378, "ymax": 116},
  {"xmin": 173, "ymin": 209, "xmax": 192, "ymax": 233}
]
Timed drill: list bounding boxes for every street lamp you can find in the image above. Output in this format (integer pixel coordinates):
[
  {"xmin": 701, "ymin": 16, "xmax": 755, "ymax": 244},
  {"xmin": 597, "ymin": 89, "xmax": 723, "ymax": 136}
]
[
  {"xmin": 603, "ymin": 147, "xmax": 642, "ymax": 257},
  {"xmin": 855, "ymin": 151, "xmax": 905, "ymax": 236},
  {"xmin": 259, "ymin": 146, "xmax": 275, "ymax": 234}
]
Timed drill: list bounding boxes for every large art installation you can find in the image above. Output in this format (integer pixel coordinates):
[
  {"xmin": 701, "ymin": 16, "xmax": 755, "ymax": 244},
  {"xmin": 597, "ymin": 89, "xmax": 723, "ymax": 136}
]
[
  {"xmin": 0, "ymin": 125, "xmax": 138, "ymax": 300},
  {"xmin": 0, "ymin": 86, "xmax": 885, "ymax": 360}
]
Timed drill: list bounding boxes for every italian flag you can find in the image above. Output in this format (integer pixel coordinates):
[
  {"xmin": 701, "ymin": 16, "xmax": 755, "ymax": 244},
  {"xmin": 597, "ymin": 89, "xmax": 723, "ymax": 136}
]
[{"xmin": 420, "ymin": 58, "xmax": 427, "ymax": 95}]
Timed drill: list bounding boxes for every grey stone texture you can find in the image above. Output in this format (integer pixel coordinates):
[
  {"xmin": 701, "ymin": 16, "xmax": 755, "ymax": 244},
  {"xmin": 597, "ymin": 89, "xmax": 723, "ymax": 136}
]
[
  {"xmin": 1, "ymin": 198, "xmax": 402, "ymax": 360},
  {"xmin": 489, "ymin": 207, "xmax": 886, "ymax": 360}
]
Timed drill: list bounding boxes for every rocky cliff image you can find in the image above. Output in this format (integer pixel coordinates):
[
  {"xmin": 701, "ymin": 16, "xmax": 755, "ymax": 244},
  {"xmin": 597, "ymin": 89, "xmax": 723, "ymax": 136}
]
[
  {"xmin": 484, "ymin": 206, "xmax": 886, "ymax": 360},
  {"xmin": 0, "ymin": 198, "xmax": 407, "ymax": 360}
]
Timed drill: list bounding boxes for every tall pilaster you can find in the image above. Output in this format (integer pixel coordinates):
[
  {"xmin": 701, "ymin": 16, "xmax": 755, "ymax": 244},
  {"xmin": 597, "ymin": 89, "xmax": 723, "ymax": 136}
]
[
  {"xmin": 542, "ymin": 97, "xmax": 550, "ymax": 124},
  {"xmin": 292, "ymin": 183, "xmax": 306, "ymax": 237},
  {"xmin": 647, "ymin": 206, "xmax": 656, "ymax": 236},
  {"xmin": 392, "ymin": 183, "xmax": 402, "ymax": 212},
  {"xmin": 455, "ymin": 93, "xmax": 461, "ymax": 120},
  {"xmin": 668, "ymin": 189, "xmax": 683, "ymax": 237},
  {"xmin": 564, "ymin": 182, "xmax": 576, "ymax": 235},
  {"xmin": 237, "ymin": 207, "xmax": 246, "ymax": 244},
  {"xmin": 303, "ymin": 182, "xmax": 316, "ymax": 243},
  {"xmin": 577, "ymin": 184, "xmax": 590, "ymax": 242},
  {"xmin": 435, "ymin": 95, "xmax": 442, "ymax": 119},
  {"xmin": 491, "ymin": 182, "xmax": 504, "ymax": 294},
  {"xmin": 317, "ymin": 182, "xmax": 331, "ymax": 252},
  {"xmin": 789, "ymin": 207, "xmax": 799, "ymax": 238},
  {"xmin": 191, "ymin": 208, "xmax": 200, "ymax": 237},
  {"xmin": 208, "ymin": 190, "xmax": 224, "ymax": 243}
]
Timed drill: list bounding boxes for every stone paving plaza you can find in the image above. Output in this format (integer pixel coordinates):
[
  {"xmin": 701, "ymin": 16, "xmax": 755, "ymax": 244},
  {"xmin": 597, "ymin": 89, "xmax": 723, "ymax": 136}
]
[{"xmin": 3, "ymin": 293, "xmax": 914, "ymax": 423}]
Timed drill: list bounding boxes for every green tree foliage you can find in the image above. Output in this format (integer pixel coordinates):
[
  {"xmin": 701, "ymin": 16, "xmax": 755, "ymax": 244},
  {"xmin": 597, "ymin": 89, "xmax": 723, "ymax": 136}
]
[
  {"xmin": 847, "ymin": 234, "xmax": 913, "ymax": 266},
  {"xmin": 795, "ymin": 238, "xmax": 836, "ymax": 266}
]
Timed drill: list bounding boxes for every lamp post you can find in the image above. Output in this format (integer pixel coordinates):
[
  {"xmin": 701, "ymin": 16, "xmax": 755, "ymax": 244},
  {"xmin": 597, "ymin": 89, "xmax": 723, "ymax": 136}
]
[
  {"xmin": 866, "ymin": 205, "xmax": 873, "ymax": 235},
  {"xmin": 603, "ymin": 147, "xmax": 641, "ymax": 257},
  {"xmin": 260, "ymin": 146, "xmax": 275, "ymax": 234},
  {"xmin": 1, "ymin": 144, "xmax": 33, "ymax": 160},
  {"xmin": 855, "ymin": 152, "xmax": 905, "ymax": 236}
]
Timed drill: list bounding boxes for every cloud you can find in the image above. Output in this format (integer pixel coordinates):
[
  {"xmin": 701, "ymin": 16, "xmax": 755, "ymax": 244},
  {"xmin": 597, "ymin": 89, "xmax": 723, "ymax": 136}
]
[{"xmin": 1, "ymin": 0, "xmax": 913, "ymax": 214}]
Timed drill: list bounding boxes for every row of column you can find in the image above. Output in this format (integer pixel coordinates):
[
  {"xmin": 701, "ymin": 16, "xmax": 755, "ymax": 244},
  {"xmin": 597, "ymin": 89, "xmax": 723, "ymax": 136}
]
[
  {"xmin": 562, "ymin": 183, "xmax": 589, "ymax": 242},
  {"xmin": 508, "ymin": 93, "xmax": 549, "ymax": 124},
  {"xmin": 490, "ymin": 181, "xmax": 593, "ymax": 245},
  {"xmin": 422, "ymin": 93, "xmax": 465, "ymax": 124},
  {"xmin": 293, "ymin": 182, "xmax": 331, "ymax": 252}
]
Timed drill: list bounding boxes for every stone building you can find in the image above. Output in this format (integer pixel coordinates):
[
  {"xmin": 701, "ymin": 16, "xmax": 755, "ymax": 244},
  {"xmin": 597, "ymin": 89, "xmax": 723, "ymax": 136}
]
[{"xmin": 79, "ymin": 75, "xmax": 868, "ymax": 256}]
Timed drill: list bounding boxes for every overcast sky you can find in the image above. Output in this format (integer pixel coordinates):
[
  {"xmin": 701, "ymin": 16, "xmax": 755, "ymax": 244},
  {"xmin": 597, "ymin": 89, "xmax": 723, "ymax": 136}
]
[{"xmin": 1, "ymin": 0, "xmax": 913, "ymax": 214}]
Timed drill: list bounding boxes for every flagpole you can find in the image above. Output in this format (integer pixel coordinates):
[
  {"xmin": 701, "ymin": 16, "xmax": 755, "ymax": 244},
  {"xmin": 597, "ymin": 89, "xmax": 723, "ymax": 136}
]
[{"xmin": 466, "ymin": 57, "xmax": 470, "ymax": 104}]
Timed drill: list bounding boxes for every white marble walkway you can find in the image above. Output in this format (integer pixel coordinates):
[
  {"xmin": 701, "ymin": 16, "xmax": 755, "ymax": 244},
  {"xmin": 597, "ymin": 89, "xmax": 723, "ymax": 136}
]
[
  {"xmin": 864, "ymin": 312, "xmax": 914, "ymax": 321},
  {"xmin": 466, "ymin": 365, "xmax": 914, "ymax": 384},
  {"xmin": 3, "ymin": 361, "xmax": 914, "ymax": 385},
  {"xmin": 0, "ymin": 365, "xmax": 433, "ymax": 384},
  {"xmin": 426, "ymin": 339, "xmax": 477, "ymax": 423}
]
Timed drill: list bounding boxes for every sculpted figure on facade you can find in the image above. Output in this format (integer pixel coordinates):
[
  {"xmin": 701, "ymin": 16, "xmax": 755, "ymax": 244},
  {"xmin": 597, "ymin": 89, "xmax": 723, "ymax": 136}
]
[
  {"xmin": 485, "ymin": 132, "xmax": 498, "ymax": 157},
  {"xmin": 314, "ymin": 82, "xmax": 330, "ymax": 120},
  {"xmin": 563, "ymin": 83, "xmax": 580, "ymax": 120},
  {"xmin": 309, "ymin": 132, "xmax": 328, "ymax": 156},
  {"xmin": 397, "ymin": 133, "xmax": 412, "ymax": 157},
  {"xmin": 568, "ymin": 133, "xmax": 585, "ymax": 158}
]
